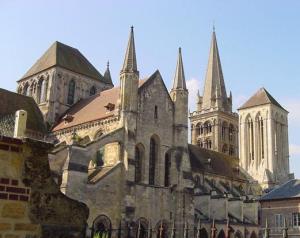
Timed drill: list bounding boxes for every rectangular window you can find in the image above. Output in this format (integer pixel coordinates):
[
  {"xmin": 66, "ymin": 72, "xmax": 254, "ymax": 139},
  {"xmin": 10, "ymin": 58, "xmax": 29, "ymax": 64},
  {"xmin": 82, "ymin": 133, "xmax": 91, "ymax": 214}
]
[
  {"xmin": 293, "ymin": 213, "xmax": 300, "ymax": 227},
  {"xmin": 275, "ymin": 214, "xmax": 284, "ymax": 227}
]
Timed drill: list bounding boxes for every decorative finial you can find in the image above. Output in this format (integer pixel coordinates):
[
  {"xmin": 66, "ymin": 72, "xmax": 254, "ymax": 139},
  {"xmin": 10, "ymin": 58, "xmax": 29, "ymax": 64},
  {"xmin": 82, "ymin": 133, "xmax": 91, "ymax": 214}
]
[
  {"xmin": 131, "ymin": 25, "xmax": 134, "ymax": 31},
  {"xmin": 213, "ymin": 21, "xmax": 215, "ymax": 32},
  {"xmin": 107, "ymin": 60, "xmax": 110, "ymax": 69},
  {"xmin": 179, "ymin": 47, "xmax": 182, "ymax": 53}
]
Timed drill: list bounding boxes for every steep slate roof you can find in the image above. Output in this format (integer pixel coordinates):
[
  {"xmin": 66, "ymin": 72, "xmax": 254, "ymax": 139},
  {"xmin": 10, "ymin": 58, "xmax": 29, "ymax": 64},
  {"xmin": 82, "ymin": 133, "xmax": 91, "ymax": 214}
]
[
  {"xmin": 188, "ymin": 144, "xmax": 247, "ymax": 180},
  {"xmin": 52, "ymin": 79, "xmax": 147, "ymax": 132},
  {"xmin": 0, "ymin": 88, "xmax": 46, "ymax": 134},
  {"xmin": 21, "ymin": 41, "xmax": 108, "ymax": 83},
  {"xmin": 239, "ymin": 88, "xmax": 286, "ymax": 111},
  {"xmin": 260, "ymin": 179, "xmax": 300, "ymax": 201}
]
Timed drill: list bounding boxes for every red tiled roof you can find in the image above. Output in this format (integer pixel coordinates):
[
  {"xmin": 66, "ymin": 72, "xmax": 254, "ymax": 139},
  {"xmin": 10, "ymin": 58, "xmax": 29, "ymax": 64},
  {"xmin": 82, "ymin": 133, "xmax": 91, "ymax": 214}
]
[{"xmin": 52, "ymin": 80, "xmax": 147, "ymax": 132}]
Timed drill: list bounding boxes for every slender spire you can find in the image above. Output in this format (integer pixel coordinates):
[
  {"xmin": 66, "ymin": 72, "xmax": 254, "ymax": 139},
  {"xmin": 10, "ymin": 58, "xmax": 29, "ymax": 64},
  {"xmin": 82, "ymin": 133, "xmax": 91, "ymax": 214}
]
[
  {"xmin": 202, "ymin": 30, "xmax": 229, "ymax": 111},
  {"xmin": 172, "ymin": 47, "xmax": 187, "ymax": 90},
  {"xmin": 104, "ymin": 60, "xmax": 113, "ymax": 84},
  {"xmin": 121, "ymin": 26, "xmax": 138, "ymax": 73}
]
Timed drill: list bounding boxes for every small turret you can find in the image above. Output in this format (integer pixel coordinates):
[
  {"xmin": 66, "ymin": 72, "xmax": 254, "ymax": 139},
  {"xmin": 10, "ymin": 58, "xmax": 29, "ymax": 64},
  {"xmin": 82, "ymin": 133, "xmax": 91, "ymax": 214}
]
[
  {"xmin": 170, "ymin": 47, "xmax": 188, "ymax": 147},
  {"xmin": 197, "ymin": 90, "xmax": 203, "ymax": 111},
  {"xmin": 119, "ymin": 26, "xmax": 139, "ymax": 116},
  {"xmin": 104, "ymin": 61, "xmax": 113, "ymax": 85}
]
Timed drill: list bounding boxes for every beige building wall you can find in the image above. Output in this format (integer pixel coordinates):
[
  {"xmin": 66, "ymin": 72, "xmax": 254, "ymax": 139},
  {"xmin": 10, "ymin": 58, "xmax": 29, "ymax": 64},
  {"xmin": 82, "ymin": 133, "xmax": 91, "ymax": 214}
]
[{"xmin": 239, "ymin": 104, "xmax": 289, "ymax": 188}]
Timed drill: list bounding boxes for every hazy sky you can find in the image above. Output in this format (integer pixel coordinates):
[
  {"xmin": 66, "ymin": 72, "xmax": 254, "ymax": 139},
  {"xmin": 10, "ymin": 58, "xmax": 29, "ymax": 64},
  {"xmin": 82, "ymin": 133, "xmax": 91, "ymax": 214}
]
[{"xmin": 1, "ymin": 1, "xmax": 299, "ymax": 178}]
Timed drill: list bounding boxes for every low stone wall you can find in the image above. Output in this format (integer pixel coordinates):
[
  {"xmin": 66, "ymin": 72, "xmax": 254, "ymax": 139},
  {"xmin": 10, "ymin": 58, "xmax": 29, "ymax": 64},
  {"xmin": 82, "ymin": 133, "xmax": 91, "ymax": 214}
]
[{"xmin": 0, "ymin": 136, "xmax": 89, "ymax": 238}]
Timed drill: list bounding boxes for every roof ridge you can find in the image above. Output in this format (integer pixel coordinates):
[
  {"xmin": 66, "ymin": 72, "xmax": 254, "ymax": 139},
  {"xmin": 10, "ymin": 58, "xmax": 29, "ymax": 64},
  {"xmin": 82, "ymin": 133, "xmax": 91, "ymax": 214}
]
[{"xmin": 238, "ymin": 87, "xmax": 286, "ymax": 111}]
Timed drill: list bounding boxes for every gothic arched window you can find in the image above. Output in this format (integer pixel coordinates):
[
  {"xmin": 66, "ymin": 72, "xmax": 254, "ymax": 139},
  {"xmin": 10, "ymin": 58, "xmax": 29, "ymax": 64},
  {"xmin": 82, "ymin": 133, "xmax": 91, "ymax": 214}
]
[
  {"xmin": 40, "ymin": 78, "xmax": 48, "ymax": 103},
  {"xmin": 229, "ymin": 124, "xmax": 234, "ymax": 142},
  {"xmin": 36, "ymin": 79, "xmax": 43, "ymax": 103},
  {"xmin": 196, "ymin": 123, "xmax": 202, "ymax": 136},
  {"xmin": 149, "ymin": 136, "xmax": 159, "ymax": 185},
  {"xmin": 95, "ymin": 147, "xmax": 105, "ymax": 167},
  {"xmin": 67, "ymin": 80, "xmax": 76, "ymax": 105},
  {"xmin": 229, "ymin": 146, "xmax": 234, "ymax": 156},
  {"xmin": 90, "ymin": 86, "xmax": 96, "ymax": 96},
  {"xmin": 247, "ymin": 117, "xmax": 254, "ymax": 161},
  {"xmin": 222, "ymin": 144, "xmax": 228, "ymax": 154},
  {"xmin": 208, "ymin": 140, "xmax": 212, "ymax": 149},
  {"xmin": 135, "ymin": 145, "xmax": 144, "ymax": 183},
  {"xmin": 257, "ymin": 115, "xmax": 264, "ymax": 160},
  {"xmin": 23, "ymin": 83, "xmax": 29, "ymax": 96},
  {"xmin": 164, "ymin": 153, "xmax": 171, "ymax": 187},
  {"xmin": 222, "ymin": 121, "xmax": 228, "ymax": 140},
  {"xmin": 154, "ymin": 105, "xmax": 158, "ymax": 119}
]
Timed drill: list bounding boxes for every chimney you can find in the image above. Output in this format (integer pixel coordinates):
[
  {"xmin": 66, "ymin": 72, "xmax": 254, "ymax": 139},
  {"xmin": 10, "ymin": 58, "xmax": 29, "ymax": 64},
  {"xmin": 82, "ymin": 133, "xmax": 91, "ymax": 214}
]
[{"xmin": 14, "ymin": 110, "xmax": 27, "ymax": 138}]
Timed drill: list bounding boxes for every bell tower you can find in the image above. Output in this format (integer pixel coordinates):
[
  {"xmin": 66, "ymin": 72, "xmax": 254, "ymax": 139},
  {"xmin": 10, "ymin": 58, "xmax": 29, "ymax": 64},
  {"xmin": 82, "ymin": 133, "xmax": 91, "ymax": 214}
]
[{"xmin": 190, "ymin": 29, "xmax": 239, "ymax": 156}]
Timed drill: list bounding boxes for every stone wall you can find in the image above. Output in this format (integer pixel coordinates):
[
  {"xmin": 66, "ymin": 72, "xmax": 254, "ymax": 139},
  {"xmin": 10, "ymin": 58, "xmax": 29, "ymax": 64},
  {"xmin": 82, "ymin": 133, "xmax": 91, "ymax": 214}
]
[{"xmin": 0, "ymin": 136, "xmax": 89, "ymax": 238}]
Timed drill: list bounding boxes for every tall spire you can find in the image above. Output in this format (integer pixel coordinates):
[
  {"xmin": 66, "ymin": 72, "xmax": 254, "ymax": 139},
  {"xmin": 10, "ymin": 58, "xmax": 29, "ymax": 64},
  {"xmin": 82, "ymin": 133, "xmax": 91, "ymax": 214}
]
[
  {"xmin": 202, "ymin": 30, "xmax": 229, "ymax": 111},
  {"xmin": 172, "ymin": 47, "xmax": 187, "ymax": 90},
  {"xmin": 121, "ymin": 26, "xmax": 138, "ymax": 73}
]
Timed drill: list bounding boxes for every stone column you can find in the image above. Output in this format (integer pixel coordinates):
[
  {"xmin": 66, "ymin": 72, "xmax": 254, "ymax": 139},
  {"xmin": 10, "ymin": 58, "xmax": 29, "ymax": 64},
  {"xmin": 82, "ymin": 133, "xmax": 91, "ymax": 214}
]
[
  {"xmin": 191, "ymin": 124, "xmax": 197, "ymax": 145},
  {"xmin": 239, "ymin": 117, "xmax": 246, "ymax": 169},
  {"xmin": 214, "ymin": 119, "xmax": 219, "ymax": 151}
]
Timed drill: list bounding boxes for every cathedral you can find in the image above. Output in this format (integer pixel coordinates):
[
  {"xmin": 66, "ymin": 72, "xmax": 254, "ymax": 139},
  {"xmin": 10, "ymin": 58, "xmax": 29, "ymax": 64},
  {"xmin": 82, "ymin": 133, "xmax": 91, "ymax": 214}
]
[{"xmin": 0, "ymin": 26, "xmax": 292, "ymax": 238}]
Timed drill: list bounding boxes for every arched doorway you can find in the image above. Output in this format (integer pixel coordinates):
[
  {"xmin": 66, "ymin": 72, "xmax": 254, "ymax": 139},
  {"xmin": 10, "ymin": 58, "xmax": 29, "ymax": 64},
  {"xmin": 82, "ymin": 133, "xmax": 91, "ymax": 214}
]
[
  {"xmin": 218, "ymin": 230, "xmax": 226, "ymax": 238},
  {"xmin": 92, "ymin": 215, "xmax": 112, "ymax": 238},
  {"xmin": 250, "ymin": 231, "xmax": 257, "ymax": 238},
  {"xmin": 136, "ymin": 218, "xmax": 149, "ymax": 238},
  {"xmin": 156, "ymin": 220, "xmax": 168, "ymax": 238},
  {"xmin": 200, "ymin": 228, "xmax": 209, "ymax": 238}
]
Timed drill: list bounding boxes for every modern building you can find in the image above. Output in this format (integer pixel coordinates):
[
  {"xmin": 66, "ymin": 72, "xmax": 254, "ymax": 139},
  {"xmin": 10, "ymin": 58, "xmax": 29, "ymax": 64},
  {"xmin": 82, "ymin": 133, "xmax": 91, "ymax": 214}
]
[{"xmin": 260, "ymin": 179, "xmax": 300, "ymax": 238}]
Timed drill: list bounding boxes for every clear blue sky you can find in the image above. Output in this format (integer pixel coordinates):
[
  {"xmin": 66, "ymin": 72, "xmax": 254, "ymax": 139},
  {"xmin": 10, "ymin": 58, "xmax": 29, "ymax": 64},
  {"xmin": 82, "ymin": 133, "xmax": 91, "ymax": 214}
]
[{"xmin": 1, "ymin": 0, "xmax": 299, "ymax": 178}]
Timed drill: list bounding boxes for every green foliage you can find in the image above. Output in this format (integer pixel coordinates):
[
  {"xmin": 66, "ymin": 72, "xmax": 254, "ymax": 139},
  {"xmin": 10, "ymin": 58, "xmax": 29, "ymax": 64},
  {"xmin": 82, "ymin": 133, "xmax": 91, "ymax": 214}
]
[{"xmin": 93, "ymin": 232, "xmax": 109, "ymax": 238}]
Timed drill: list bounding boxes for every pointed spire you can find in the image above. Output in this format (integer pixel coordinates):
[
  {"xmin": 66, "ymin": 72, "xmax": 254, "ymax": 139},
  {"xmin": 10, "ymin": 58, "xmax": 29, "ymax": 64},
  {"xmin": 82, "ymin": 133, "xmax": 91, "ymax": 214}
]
[
  {"xmin": 121, "ymin": 26, "xmax": 138, "ymax": 73},
  {"xmin": 172, "ymin": 47, "xmax": 187, "ymax": 90},
  {"xmin": 202, "ymin": 30, "xmax": 229, "ymax": 111},
  {"xmin": 104, "ymin": 60, "xmax": 113, "ymax": 84}
]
